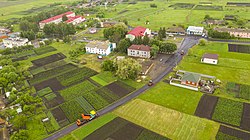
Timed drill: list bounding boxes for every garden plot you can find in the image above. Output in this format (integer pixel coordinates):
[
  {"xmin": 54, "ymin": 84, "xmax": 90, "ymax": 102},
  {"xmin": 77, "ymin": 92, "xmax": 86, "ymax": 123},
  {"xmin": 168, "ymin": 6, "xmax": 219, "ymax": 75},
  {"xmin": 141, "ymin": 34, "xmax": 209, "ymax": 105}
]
[
  {"xmin": 31, "ymin": 53, "xmax": 66, "ymax": 67},
  {"xmin": 84, "ymin": 117, "xmax": 169, "ymax": 140},
  {"xmin": 194, "ymin": 5, "xmax": 223, "ymax": 11},
  {"xmin": 169, "ymin": 3, "xmax": 195, "ymax": 9},
  {"xmin": 34, "ymin": 46, "xmax": 57, "ymax": 55},
  {"xmin": 30, "ymin": 63, "xmax": 77, "ymax": 85},
  {"xmin": 227, "ymin": 2, "xmax": 250, "ymax": 7},
  {"xmin": 106, "ymin": 81, "xmax": 136, "ymax": 98},
  {"xmin": 51, "ymin": 107, "xmax": 69, "ymax": 127},
  {"xmin": 44, "ymin": 92, "xmax": 65, "ymax": 109},
  {"xmin": 34, "ymin": 78, "xmax": 65, "ymax": 92},
  {"xmin": 30, "ymin": 67, "xmax": 46, "ymax": 75},
  {"xmin": 37, "ymin": 87, "xmax": 53, "ymax": 97},
  {"xmin": 43, "ymin": 60, "xmax": 67, "ymax": 70},
  {"xmin": 95, "ymin": 87, "xmax": 120, "ymax": 104},
  {"xmin": 228, "ymin": 44, "xmax": 250, "ymax": 54},
  {"xmin": 212, "ymin": 98, "xmax": 243, "ymax": 126},
  {"xmin": 195, "ymin": 94, "xmax": 218, "ymax": 119},
  {"xmin": 114, "ymin": 99, "xmax": 220, "ymax": 140},
  {"xmin": 60, "ymin": 99, "xmax": 86, "ymax": 123},
  {"xmin": 57, "ymin": 67, "xmax": 98, "ymax": 86},
  {"xmin": 240, "ymin": 103, "xmax": 250, "ymax": 131},
  {"xmin": 226, "ymin": 82, "xmax": 250, "ymax": 100},
  {"xmin": 216, "ymin": 125, "xmax": 250, "ymax": 140},
  {"xmin": 59, "ymin": 80, "xmax": 97, "ymax": 101},
  {"xmin": 82, "ymin": 91, "xmax": 109, "ymax": 110},
  {"xmin": 90, "ymin": 72, "xmax": 117, "ymax": 86},
  {"xmin": 75, "ymin": 96, "xmax": 95, "ymax": 114}
]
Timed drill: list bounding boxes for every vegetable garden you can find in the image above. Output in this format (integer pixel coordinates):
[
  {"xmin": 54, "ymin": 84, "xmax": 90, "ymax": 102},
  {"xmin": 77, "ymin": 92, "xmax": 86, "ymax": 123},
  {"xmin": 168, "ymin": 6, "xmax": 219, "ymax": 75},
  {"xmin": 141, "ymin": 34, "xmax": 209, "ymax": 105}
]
[{"xmin": 228, "ymin": 44, "xmax": 250, "ymax": 54}]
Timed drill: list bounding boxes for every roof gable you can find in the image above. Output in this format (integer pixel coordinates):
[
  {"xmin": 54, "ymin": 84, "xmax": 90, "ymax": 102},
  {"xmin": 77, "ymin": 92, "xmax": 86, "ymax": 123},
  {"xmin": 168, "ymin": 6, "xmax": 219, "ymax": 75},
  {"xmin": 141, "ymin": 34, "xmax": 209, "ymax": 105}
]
[
  {"xmin": 182, "ymin": 73, "xmax": 201, "ymax": 83},
  {"xmin": 128, "ymin": 44, "xmax": 151, "ymax": 51},
  {"xmin": 128, "ymin": 26, "xmax": 147, "ymax": 36}
]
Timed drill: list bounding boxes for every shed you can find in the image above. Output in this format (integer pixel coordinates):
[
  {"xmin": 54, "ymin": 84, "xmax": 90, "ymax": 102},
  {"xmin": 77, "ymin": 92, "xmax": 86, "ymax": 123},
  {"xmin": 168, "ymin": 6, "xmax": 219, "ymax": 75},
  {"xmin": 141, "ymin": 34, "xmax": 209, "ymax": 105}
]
[
  {"xmin": 181, "ymin": 73, "xmax": 201, "ymax": 87},
  {"xmin": 16, "ymin": 107, "xmax": 22, "ymax": 114},
  {"xmin": 201, "ymin": 53, "xmax": 218, "ymax": 65}
]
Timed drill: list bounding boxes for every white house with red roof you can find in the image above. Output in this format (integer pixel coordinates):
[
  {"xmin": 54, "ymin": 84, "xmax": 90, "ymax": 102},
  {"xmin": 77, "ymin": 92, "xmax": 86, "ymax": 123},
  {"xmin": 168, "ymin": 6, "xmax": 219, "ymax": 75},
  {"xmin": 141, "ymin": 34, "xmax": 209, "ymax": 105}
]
[
  {"xmin": 39, "ymin": 11, "xmax": 85, "ymax": 29},
  {"xmin": 127, "ymin": 44, "xmax": 151, "ymax": 58},
  {"xmin": 126, "ymin": 26, "xmax": 151, "ymax": 41}
]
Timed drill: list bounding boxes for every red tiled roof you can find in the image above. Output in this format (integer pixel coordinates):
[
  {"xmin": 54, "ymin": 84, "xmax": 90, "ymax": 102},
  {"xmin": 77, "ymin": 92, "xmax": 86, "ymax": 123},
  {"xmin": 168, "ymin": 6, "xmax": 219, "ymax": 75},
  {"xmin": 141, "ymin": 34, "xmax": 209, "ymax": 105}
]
[
  {"xmin": 40, "ymin": 11, "xmax": 74, "ymax": 23},
  {"xmin": 66, "ymin": 16, "xmax": 84, "ymax": 23},
  {"xmin": 128, "ymin": 44, "xmax": 151, "ymax": 52},
  {"xmin": 127, "ymin": 26, "xmax": 147, "ymax": 36}
]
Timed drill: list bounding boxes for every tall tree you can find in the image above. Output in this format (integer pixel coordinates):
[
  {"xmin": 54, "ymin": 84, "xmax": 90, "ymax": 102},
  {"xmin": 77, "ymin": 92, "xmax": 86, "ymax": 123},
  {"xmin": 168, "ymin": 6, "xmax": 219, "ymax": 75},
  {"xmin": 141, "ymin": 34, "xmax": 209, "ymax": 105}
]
[
  {"xmin": 116, "ymin": 58, "xmax": 142, "ymax": 80},
  {"xmin": 62, "ymin": 15, "xmax": 68, "ymax": 21},
  {"xmin": 117, "ymin": 38, "xmax": 131, "ymax": 53}
]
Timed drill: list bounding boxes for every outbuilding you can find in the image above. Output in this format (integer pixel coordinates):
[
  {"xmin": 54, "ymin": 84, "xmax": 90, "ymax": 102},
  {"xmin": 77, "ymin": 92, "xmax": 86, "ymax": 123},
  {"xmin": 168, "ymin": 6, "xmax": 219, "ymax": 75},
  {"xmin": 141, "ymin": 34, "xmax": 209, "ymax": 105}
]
[{"xmin": 201, "ymin": 53, "xmax": 218, "ymax": 65}]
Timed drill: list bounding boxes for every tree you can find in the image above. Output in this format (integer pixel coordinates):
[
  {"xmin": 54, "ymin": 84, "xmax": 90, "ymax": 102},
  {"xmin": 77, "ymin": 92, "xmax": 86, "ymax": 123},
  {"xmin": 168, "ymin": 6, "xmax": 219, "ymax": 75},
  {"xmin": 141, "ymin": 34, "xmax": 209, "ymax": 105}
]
[
  {"xmin": 62, "ymin": 15, "xmax": 68, "ymax": 21},
  {"xmin": 208, "ymin": 29, "xmax": 232, "ymax": 39},
  {"xmin": 157, "ymin": 27, "xmax": 166, "ymax": 41},
  {"xmin": 142, "ymin": 35, "xmax": 150, "ymax": 45},
  {"xmin": 101, "ymin": 60, "xmax": 115, "ymax": 71},
  {"xmin": 103, "ymin": 24, "xmax": 128, "ymax": 43},
  {"xmin": 150, "ymin": 44, "xmax": 159, "ymax": 58},
  {"xmin": 116, "ymin": 58, "xmax": 142, "ymax": 80},
  {"xmin": 11, "ymin": 130, "xmax": 29, "ymax": 140},
  {"xmin": 159, "ymin": 42, "xmax": 177, "ymax": 53},
  {"xmin": 132, "ymin": 37, "xmax": 143, "ymax": 45},
  {"xmin": 11, "ymin": 114, "xmax": 28, "ymax": 130},
  {"xmin": 116, "ymin": 38, "xmax": 131, "ymax": 53},
  {"xmin": 199, "ymin": 39, "xmax": 207, "ymax": 46}
]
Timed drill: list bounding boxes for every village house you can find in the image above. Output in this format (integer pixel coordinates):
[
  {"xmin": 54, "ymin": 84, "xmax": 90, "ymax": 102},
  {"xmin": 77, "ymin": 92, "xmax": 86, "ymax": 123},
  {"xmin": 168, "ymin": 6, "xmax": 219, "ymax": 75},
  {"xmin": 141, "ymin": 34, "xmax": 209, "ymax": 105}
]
[
  {"xmin": 181, "ymin": 72, "xmax": 201, "ymax": 88},
  {"xmin": 3, "ymin": 37, "xmax": 30, "ymax": 48},
  {"xmin": 201, "ymin": 53, "xmax": 219, "ymax": 65},
  {"xmin": 39, "ymin": 11, "xmax": 85, "ymax": 29},
  {"xmin": 126, "ymin": 26, "xmax": 151, "ymax": 41},
  {"xmin": 100, "ymin": 21, "xmax": 118, "ymax": 28},
  {"xmin": 166, "ymin": 26, "xmax": 185, "ymax": 35},
  {"xmin": 186, "ymin": 26, "xmax": 204, "ymax": 36},
  {"xmin": 127, "ymin": 44, "xmax": 151, "ymax": 58},
  {"xmin": 214, "ymin": 27, "xmax": 250, "ymax": 38},
  {"xmin": 85, "ymin": 40, "xmax": 116, "ymax": 56},
  {"xmin": 205, "ymin": 19, "xmax": 225, "ymax": 25}
]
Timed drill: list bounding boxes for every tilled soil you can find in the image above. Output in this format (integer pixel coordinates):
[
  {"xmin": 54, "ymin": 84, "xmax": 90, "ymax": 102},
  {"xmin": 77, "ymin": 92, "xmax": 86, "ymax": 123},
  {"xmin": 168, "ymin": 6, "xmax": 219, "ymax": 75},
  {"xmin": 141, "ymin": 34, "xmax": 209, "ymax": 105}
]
[
  {"xmin": 240, "ymin": 103, "xmax": 250, "ymax": 131},
  {"xmin": 219, "ymin": 125, "xmax": 250, "ymax": 140},
  {"xmin": 34, "ymin": 78, "xmax": 65, "ymax": 92},
  {"xmin": 32, "ymin": 53, "xmax": 66, "ymax": 67}
]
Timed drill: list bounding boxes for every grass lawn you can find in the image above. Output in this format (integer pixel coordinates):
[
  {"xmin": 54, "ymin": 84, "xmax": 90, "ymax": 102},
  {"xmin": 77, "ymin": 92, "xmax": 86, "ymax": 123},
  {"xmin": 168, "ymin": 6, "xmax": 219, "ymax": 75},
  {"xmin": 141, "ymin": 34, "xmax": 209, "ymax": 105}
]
[
  {"xmin": 114, "ymin": 99, "xmax": 220, "ymax": 140},
  {"xmin": 139, "ymin": 82, "xmax": 202, "ymax": 115},
  {"xmin": 59, "ymin": 113, "xmax": 117, "ymax": 140},
  {"xmin": 90, "ymin": 72, "xmax": 117, "ymax": 86}
]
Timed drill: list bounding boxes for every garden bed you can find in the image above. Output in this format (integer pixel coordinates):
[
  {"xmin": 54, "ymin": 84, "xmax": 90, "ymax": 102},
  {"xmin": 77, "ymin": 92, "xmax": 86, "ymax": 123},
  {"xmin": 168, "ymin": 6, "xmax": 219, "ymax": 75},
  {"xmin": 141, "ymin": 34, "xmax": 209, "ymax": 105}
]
[
  {"xmin": 95, "ymin": 87, "xmax": 120, "ymax": 104},
  {"xmin": 217, "ymin": 125, "xmax": 250, "ymax": 140},
  {"xmin": 195, "ymin": 94, "xmax": 218, "ymax": 119},
  {"xmin": 75, "ymin": 96, "xmax": 95, "ymax": 114},
  {"xmin": 226, "ymin": 82, "xmax": 250, "ymax": 100},
  {"xmin": 34, "ymin": 78, "xmax": 65, "ymax": 92},
  {"xmin": 37, "ymin": 87, "xmax": 53, "ymax": 97},
  {"xmin": 43, "ymin": 60, "xmax": 67, "ymax": 70},
  {"xmin": 240, "ymin": 103, "xmax": 250, "ymax": 131},
  {"xmin": 194, "ymin": 5, "xmax": 223, "ymax": 11},
  {"xmin": 82, "ymin": 91, "xmax": 109, "ymax": 110},
  {"xmin": 212, "ymin": 98, "xmax": 243, "ymax": 126},
  {"xmin": 44, "ymin": 93, "xmax": 65, "ymax": 109},
  {"xmin": 169, "ymin": 3, "xmax": 195, "ymax": 9},
  {"xmin": 226, "ymin": 2, "xmax": 250, "ymax": 7},
  {"xmin": 50, "ymin": 107, "xmax": 69, "ymax": 127},
  {"xmin": 31, "ymin": 53, "xmax": 66, "ymax": 67},
  {"xmin": 228, "ymin": 44, "xmax": 250, "ymax": 54},
  {"xmin": 34, "ymin": 46, "xmax": 57, "ymax": 55},
  {"xmin": 106, "ymin": 81, "xmax": 136, "ymax": 98}
]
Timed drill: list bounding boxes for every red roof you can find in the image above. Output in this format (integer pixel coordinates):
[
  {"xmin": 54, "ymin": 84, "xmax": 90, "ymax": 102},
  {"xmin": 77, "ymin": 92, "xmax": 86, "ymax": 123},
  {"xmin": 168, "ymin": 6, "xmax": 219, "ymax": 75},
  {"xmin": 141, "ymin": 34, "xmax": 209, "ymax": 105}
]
[
  {"xmin": 128, "ymin": 26, "xmax": 147, "ymax": 36},
  {"xmin": 40, "ymin": 11, "xmax": 74, "ymax": 23},
  {"xmin": 66, "ymin": 16, "xmax": 84, "ymax": 23},
  {"xmin": 128, "ymin": 45, "xmax": 151, "ymax": 52}
]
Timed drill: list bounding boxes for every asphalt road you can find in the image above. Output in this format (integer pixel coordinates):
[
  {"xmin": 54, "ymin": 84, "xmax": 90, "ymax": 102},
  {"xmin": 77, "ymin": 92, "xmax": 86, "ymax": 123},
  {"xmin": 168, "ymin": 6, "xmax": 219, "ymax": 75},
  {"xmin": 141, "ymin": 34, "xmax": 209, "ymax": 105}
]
[{"xmin": 44, "ymin": 36, "xmax": 199, "ymax": 140}]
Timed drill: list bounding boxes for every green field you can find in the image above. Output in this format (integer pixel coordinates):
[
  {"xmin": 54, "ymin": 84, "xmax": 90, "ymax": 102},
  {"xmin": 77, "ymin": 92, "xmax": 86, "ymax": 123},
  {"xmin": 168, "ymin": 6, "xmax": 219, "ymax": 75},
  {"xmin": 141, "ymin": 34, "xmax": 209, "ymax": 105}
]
[
  {"xmin": 114, "ymin": 99, "xmax": 220, "ymax": 140},
  {"xmin": 59, "ymin": 113, "xmax": 117, "ymax": 140}
]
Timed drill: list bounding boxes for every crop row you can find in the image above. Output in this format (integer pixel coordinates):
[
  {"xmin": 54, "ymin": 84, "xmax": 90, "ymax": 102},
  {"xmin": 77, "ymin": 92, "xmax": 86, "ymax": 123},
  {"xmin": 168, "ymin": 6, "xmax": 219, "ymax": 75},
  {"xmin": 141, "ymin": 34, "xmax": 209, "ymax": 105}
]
[
  {"xmin": 216, "ymin": 132, "xmax": 241, "ymax": 140},
  {"xmin": 31, "ymin": 53, "xmax": 66, "ymax": 67},
  {"xmin": 82, "ymin": 91, "xmax": 109, "ymax": 110},
  {"xmin": 43, "ymin": 60, "xmax": 67, "ymax": 70},
  {"xmin": 29, "ymin": 63, "xmax": 77, "ymax": 85},
  {"xmin": 96, "ymin": 87, "xmax": 120, "ymax": 103},
  {"xmin": 34, "ymin": 46, "xmax": 57, "ymax": 55},
  {"xmin": 239, "ymin": 84, "xmax": 250, "ymax": 100},
  {"xmin": 59, "ymin": 80, "xmax": 97, "ymax": 101},
  {"xmin": 75, "ymin": 96, "xmax": 95, "ymax": 113},
  {"xmin": 37, "ymin": 87, "xmax": 52, "ymax": 97},
  {"xmin": 57, "ymin": 67, "xmax": 98, "ymax": 86},
  {"xmin": 212, "ymin": 98, "xmax": 243, "ymax": 126},
  {"xmin": 115, "ymin": 80, "xmax": 136, "ymax": 92},
  {"xmin": 60, "ymin": 100, "xmax": 85, "ymax": 122}
]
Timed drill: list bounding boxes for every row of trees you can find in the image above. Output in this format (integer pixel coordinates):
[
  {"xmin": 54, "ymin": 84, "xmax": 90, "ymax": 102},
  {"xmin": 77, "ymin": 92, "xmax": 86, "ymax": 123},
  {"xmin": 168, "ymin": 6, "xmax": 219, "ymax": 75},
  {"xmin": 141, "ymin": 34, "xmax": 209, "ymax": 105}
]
[
  {"xmin": 208, "ymin": 29, "xmax": 233, "ymax": 39},
  {"xmin": 43, "ymin": 23, "xmax": 76, "ymax": 38},
  {"xmin": 103, "ymin": 24, "xmax": 128, "ymax": 43},
  {"xmin": 102, "ymin": 58, "xmax": 142, "ymax": 80}
]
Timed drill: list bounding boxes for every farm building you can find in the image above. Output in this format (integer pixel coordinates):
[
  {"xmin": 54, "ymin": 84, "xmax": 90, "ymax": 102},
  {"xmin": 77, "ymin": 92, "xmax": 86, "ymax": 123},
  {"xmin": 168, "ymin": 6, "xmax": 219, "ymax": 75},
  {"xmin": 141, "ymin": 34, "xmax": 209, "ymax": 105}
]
[
  {"xmin": 201, "ymin": 53, "xmax": 218, "ymax": 65},
  {"xmin": 186, "ymin": 26, "xmax": 204, "ymax": 35},
  {"xmin": 214, "ymin": 27, "xmax": 250, "ymax": 39},
  {"xmin": 181, "ymin": 72, "xmax": 201, "ymax": 87},
  {"xmin": 39, "ymin": 11, "xmax": 85, "ymax": 28},
  {"xmin": 126, "ymin": 26, "xmax": 151, "ymax": 41},
  {"xmin": 166, "ymin": 26, "xmax": 185, "ymax": 35},
  {"xmin": 127, "ymin": 44, "xmax": 151, "ymax": 58},
  {"xmin": 205, "ymin": 20, "xmax": 225, "ymax": 25},
  {"xmin": 3, "ymin": 37, "xmax": 30, "ymax": 48},
  {"xmin": 100, "ymin": 21, "xmax": 118, "ymax": 28},
  {"xmin": 85, "ymin": 40, "xmax": 116, "ymax": 56}
]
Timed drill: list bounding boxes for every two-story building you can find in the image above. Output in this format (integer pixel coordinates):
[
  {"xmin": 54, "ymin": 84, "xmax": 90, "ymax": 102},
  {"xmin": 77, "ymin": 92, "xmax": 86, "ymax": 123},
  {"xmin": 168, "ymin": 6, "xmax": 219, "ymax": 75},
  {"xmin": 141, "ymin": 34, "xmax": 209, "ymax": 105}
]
[
  {"xmin": 127, "ymin": 44, "xmax": 151, "ymax": 58},
  {"xmin": 3, "ymin": 37, "xmax": 30, "ymax": 48},
  {"xmin": 214, "ymin": 27, "xmax": 250, "ymax": 38},
  {"xmin": 85, "ymin": 41, "xmax": 116, "ymax": 56},
  {"xmin": 126, "ymin": 26, "xmax": 151, "ymax": 41}
]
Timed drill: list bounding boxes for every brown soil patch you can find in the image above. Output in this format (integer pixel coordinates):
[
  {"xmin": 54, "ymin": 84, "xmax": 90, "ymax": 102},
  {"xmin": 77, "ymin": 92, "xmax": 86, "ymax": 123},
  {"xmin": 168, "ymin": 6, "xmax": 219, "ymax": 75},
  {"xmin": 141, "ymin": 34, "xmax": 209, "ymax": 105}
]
[
  {"xmin": 195, "ymin": 94, "xmax": 218, "ymax": 119},
  {"xmin": 105, "ymin": 81, "xmax": 135, "ymax": 98},
  {"xmin": 240, "ymin": 103, "xmax": 250, "ymax": 131},
  {"xmin": 219, "ymin": 125, "xmax": 250, "ymax": 140},
  {"xmin": 34, "ymin": 78, "xmax": 65, "ymax": 92},
  {"xmin": 51, "ymin": 107, "xmax": 69, "ymax": 126},
  {"xmin": 32, "ymin": 53, "xmax": 66, "ymax": 67}
]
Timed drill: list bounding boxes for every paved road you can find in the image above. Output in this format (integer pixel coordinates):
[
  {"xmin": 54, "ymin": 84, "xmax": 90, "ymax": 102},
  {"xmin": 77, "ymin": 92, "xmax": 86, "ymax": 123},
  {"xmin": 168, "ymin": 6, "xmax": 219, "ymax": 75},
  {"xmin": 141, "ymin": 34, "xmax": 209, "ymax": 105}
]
[{"xmin": 44, "ymin": 36, "xmax": 199, "ymax": 140}]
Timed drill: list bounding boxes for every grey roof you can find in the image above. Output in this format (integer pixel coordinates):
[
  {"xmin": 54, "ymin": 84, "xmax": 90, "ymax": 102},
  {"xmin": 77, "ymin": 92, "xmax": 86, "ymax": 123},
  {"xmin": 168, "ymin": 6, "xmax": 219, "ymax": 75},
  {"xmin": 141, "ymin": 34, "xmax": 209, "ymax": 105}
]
[
  {"xmin": 202, "ymin": 53, "xmax": 218, "ymax": 60},
  {"xmin": 86, "ymin": 41, "xmax": 110, "ymax": 50},
  {"xmin": 187, "ymin": 26, "xmax": 204, "ymax": 32},
  {"xmin": 181, "ymin": 72, "xmax": 201, "ymax": 83}
]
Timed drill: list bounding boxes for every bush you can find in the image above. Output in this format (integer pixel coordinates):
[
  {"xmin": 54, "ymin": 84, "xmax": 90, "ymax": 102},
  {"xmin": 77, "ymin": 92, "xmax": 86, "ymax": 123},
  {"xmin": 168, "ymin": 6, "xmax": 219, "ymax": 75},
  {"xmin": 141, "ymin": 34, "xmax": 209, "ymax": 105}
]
[
  {"xmin": 150, "ymin": 4, "xmax": 157, "ymax": 8},
  {"xmin": 199, "ymin": 39, "xmax": 207, "ymax": 46}
]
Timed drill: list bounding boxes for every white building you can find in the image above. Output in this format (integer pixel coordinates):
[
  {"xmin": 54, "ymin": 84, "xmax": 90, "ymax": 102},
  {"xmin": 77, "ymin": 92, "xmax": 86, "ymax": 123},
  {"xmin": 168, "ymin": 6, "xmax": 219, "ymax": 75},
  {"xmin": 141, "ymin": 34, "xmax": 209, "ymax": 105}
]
[
  {"xmin": 187, "ymin": 26, "xmax": 204, "ymax": 35},
  {"xmin": 66, "ymin": 16, "xmax": 86, "ymax": 25},
  {"xmin": 85, "ymin": 41, "xmax": 116, "ymax": 56},
  {"xmin": 127, "ymin": 45, "xmax": 151, "ymax": 58},
  {"xmin": 3, "ymin": 37, "xmax": 30, "ymax": 48},
  {"xmin": 201, "ymin": 53, "xmax": 218, "ymax": 65}
]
